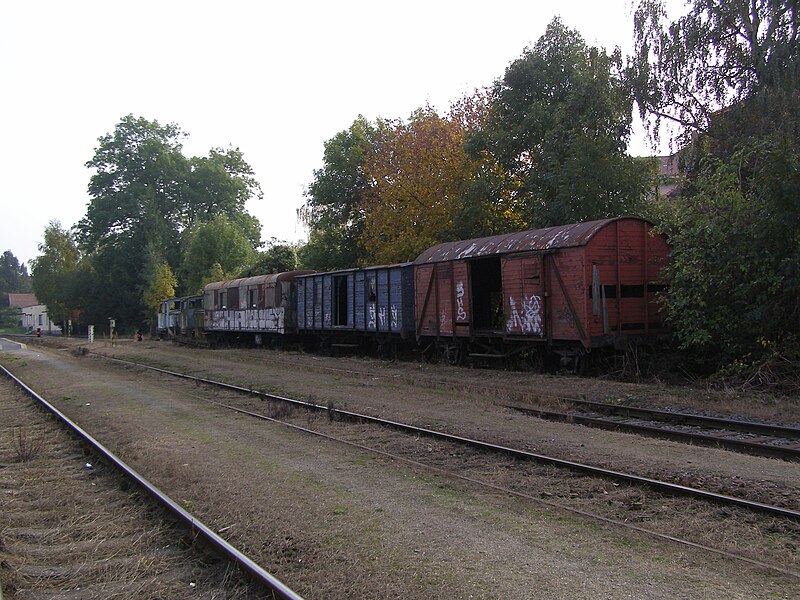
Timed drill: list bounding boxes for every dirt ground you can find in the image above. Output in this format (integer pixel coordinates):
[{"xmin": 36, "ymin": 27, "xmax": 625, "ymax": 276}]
[{"xmin": 1, "ymin": 337, "xmax": 799, "ymax": 598}]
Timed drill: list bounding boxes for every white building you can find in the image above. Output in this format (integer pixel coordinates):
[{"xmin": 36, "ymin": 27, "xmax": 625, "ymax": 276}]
[{"xmin": 7, "ymin": 293, "xmax": 61, "ymax": 334}]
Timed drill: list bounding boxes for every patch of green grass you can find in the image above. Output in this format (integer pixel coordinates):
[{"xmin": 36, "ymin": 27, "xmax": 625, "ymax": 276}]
[
  {"xmin": 610, "ymin": 536, "xmax": 648, "ymax": 551},
  {"xmin": 432, "ymin": 482, "xmax": 462, "ymax": 501},
  {"xmin": 192, "ymin": 431, "xmax": 215, "ymax": 444},
  {"xmin": 0, "ymin": 327, "xmax": 26, "ymax": 334}
]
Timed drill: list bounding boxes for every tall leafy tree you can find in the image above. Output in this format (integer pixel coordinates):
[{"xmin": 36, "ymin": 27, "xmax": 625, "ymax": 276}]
[
  {"xmin": 449, "ymin": 90, "xmax": 527, "ymax": 240},
  {"xmin": 181, "ymin": 215, "xmax": 256, "ymax": 294},
  {"xmin": 361, "ymin": 106, "xmax": 486, "ymax": 264},
  {"xmin": 470, "ymin": 17, "xmax": 654, "ymax": 228},
  {"xmin": 631, "ymin": 0, "xmax": 800, "ymax": 146},
  {"xmin": 143, "ymin": 261, "xmax": 178, "ymax": 312},
  {"xmin": 300, "ymin": 116, "xmax": 376, "ymax": 270},
  {"xmin": 30, "ymin": 221, "xmax": 80, "ymax": 324},
  {"xmin": 632, "ymin": 0, "xmax": 800, "ymax": 373},
  {"xmin": 239, "ymin": 240, "xmax": 299, "ymax": 277},
  {"xmin": 79, "ymin": 116, "xmax": 188, "ymax": 256},
  {"xmin": 77, "ymin": 115, "xmax": 262, "ymax": 328},
  {"xmin": 0, "ymin": 251, "xmax": 32, "ymax": 301},
  {"xmin": 185, "ymin": 148, "xmax": 264, "ymax": 247}
]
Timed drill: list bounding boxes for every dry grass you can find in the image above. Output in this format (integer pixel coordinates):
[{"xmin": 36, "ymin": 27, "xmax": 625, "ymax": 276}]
[
  {"xmin": 12, "ymin": 426, "xmax": 44, "ymax": 462},
  {"xmin": 0, "ymin": 379, "xmax": 263, "ymax": 599}
]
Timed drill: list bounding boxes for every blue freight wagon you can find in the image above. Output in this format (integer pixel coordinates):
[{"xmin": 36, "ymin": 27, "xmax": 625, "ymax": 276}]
[{"xmin": 296, "ymin": 264, "xmax": 415, "ymax": 353}]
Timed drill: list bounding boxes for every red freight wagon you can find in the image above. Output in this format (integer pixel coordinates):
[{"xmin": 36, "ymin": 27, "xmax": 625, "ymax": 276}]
[{"xmin": 413, "ymin": 217, "xmax": 669, "ymax": 363}]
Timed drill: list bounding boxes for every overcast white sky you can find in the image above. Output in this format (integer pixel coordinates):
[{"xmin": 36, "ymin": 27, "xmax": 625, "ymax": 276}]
[{"xmin": 1, "ymin": 0, "xmax": 682, "ymax": 268}]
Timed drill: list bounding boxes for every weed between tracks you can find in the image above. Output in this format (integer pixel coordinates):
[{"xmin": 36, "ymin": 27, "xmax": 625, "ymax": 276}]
[
  {"xmin": 265, "ymin": 399, "xmax": 296, "ymax": 420},
  {"xmin": 12, "ymin": 426, "xmax": 44, "ymax": 462}
]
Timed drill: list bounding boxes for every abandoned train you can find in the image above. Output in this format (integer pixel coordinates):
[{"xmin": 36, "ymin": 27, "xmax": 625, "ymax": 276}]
[{"xmin": 157, "ymin": 216, "xmax": 670, "ymax": 367}]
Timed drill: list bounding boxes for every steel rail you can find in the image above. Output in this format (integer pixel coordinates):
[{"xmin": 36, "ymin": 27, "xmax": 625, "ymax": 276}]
[
  {"xmin": 0, "ymin": 363, "xmax": 303, "ymax": 600},
  {"xmin": 100, "ymin": 355, "xmax": 800, "ymax": 522},
  {"xmin": 560, "ymin": 398, "xmax": 800, "ymax": 438},
  {"xmin": 504, "ymin": 404, "xmax": 800, "ymax": 461}
]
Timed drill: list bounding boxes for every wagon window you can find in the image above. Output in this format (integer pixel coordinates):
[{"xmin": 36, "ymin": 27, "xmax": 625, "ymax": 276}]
[
  {"xmin": 266, "ymin": 284, "xmax": 276, "ymax": 308},
  {"xmin": 314, "ymin": 279, "xmax": 323, "ymax": 304},
  {"xmin": 228, "ymin": 287, "xmax": 239, "ymax": 309},
  {"xmin": 621, "ymin": 285, "xmax": 644, "ymax": 298},
  {"xmin": 258, "ymin": 284, "xmax": 266, "ymax": 308},
  {"xmin": 523, "ymin": 262, "xmax": 540, "ymax": 280},
  {"xmin": 648, "ymin": 284, "xmax": 667, "ymax": 294},
  {"xmin": 248, "ymin": 288, "xmax": 257, "ymax": 308},
  {"xmin": 589, "ymin": 284, "xmax": 618, "ymax": 299},
  {"xmin": 219, "ymin": 291, "xmax": 227, "ymax": 309}
]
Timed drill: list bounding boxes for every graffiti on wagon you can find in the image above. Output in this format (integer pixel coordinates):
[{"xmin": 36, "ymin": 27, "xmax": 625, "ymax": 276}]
[{"xmin": 506, "ymin": 295, "xmax": 543, "ymax": 336}]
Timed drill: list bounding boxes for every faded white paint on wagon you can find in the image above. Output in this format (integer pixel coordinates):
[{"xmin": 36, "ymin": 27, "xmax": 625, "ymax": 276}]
[{"xmin": 207, "ymin": 307, "xmax": 286, "ymax": 334}]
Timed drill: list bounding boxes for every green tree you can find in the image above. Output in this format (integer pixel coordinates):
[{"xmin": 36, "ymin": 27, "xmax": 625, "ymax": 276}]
[
  {"xmin": 202, "ymin": 262, "xmax": 226, "ymax": 289},
  {"xmin": 185, "ymin": 148, "xmax": 264, "ymax": 247},
  {"xmin": 30, "ymin": 221, "xmax": 80, "ymax": 324},
  {"xmin": 632, "ymin": 0, "xmax": 800, "ymax": 373},
  {"xmin": 656, "ymin": 143, "xmax": 800, "ymax": 367},
  {"xmin": 181, "ymin": 215, "xmax": 256, "ymax": 294},
  {"xmin": 143, "ymin": 261, "xmax": 177, "ymax": 312},
  {"xmin": 449, "ymin": 89, "xmax": 527, "ymax": 240},
  {"xmin": 77, "ymin": 115, "xmax": 262, "ymax": 328},
  {"xmin": 239, "ymin": 240, "xmax": 299, "ymax": 276},
  {"xmin": 0, "ymin": 250, "xmax": 32, "ymax": 301},
  {"xmin": 470, "ymin": 17, "xmax": 654, "ymax": 228},
  {"xmin": 300, "ymin": 116, "xmax": 376, "ymax": 270},
  {"xmin": 631, "ymin": 0, "xmax": 799, "ymax": 146}
]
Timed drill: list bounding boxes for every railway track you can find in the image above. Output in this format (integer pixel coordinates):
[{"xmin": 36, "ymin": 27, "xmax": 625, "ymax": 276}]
[
  {"xmin": 95, "ymin": 353, "xmax": 800, "ymax": 522},
  {"xmin": 245, "ymin": 350, "xmax": 800, "ymax": 461},
  {"xmin": 0, "ymin": 363, "xmax": 303, "ymax": 600},
  {"xmin": 504, "ymin": 400, "xmax": 800, "ymax": 461},
  {"xmin": 137, "ymin": 344, "xmax": 800, "ymax": 462},
  {"xmin": 16, "ymin": 336, "xmax": 800, "ymax": 463}
]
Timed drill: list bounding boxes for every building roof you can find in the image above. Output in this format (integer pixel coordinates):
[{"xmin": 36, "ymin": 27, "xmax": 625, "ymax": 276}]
[
  {"xmin": 7, "ymin": 293, "xmax": 38, "ymax": 308},
  {"xmin": 413, "ymin": 217, "xmax": 645, "ymax": 264}
]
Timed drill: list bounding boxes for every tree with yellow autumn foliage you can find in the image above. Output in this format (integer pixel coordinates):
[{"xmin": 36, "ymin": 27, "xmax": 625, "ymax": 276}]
[{"xmin": 360, "ymin": 101, "xmax": 522, "ymax": 265}]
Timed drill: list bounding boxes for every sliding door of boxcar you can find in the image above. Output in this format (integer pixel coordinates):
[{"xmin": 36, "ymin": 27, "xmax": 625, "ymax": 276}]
[{"xmin": 501, "ymin": 255, "xmax": 545, "ymax": 337}]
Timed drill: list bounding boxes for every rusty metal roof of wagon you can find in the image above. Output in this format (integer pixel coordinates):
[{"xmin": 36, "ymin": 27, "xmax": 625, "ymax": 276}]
[
  {"xmin": 413, "ymin": 217, "xmax": 638, "ymax": 264},
  {"xmin": 203, "ymin": 270, "xmax": 316, "ymax": 292}
]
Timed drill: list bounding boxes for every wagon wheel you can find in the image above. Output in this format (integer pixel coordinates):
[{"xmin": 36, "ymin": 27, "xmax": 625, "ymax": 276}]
[
  {"xmin": 441, "ymin": 342, "xmax": 465, "ymax": 366},
  {"xmin": 377, "ymin": 338, "xmax": 395, "ymax": 360},
  {"xmin": 518, "ymin": 346, "xmax": 545, "ymax": 373},
  {"xmin": 574, "ymin": 349, "xmax": 591, "ymax": 376},
  {"xmin": 417, "ymin": 342, "xmax": 435, "ymax": 363}
]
